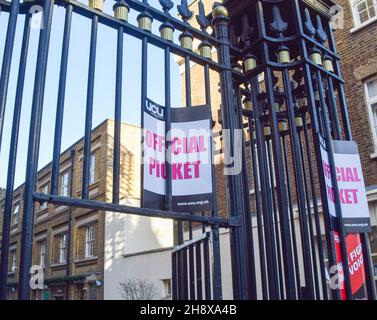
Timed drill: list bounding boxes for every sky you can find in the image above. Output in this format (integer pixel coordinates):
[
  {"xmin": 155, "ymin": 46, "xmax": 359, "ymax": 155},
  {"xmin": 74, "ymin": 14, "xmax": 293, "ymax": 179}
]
[{"xmin": 0, "ymin": 0, "xmax": 184, "ymax": 188}]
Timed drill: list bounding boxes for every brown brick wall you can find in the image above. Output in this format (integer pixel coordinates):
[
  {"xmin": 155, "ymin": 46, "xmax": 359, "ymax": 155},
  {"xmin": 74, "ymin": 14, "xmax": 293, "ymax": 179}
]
[
  {"xmin": 334, "ymin": 0, "xmax": 377, "ymax": 186},
  {"xmin": 0, "ymin": 120, "xmax": 139, "ymax": 300}
]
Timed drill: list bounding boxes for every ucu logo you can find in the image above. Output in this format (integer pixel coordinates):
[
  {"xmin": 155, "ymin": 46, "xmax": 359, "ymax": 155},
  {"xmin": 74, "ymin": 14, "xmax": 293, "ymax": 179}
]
[{"xmin": 146, "ymin": 101, "xmax": 164, "ymax": 118}]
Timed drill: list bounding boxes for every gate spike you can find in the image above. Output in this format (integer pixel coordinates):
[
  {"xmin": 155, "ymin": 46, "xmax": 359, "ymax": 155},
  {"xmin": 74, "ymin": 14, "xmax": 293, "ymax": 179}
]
[
  {"xmin": 196, "ymin": 0, "xmax": 210, "ymax": 32},
  {"xmin": 240, "ymin": 13, "xmax": 254, "ymax": 47},
  {"xmin": 304, "ymin": 8, "xmax": 316, "ymax": 37},
  {"xmin": 315, "ymin": 15, "xmax": 328, "ymax": 43},
  {"xmin": 178, "ymin": 0, "xmax": 193, "ymax": 23},
  {"xmin": 270, "ymin": 6, "xmax": 287, "ymax": 35},
  {"xmin": 159, "ymin": 0, "xmax": 174, "ymax": 14}
]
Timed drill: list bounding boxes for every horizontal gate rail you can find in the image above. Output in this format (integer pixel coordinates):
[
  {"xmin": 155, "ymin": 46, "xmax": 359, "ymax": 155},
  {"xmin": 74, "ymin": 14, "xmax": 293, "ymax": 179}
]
[
  {"xmin": 33, "ymin": 192, "xmax": 235, "ymax": 227},
  {"xmin": 172, "ymin": 232, "xmax": 211, "ymax": 254}
]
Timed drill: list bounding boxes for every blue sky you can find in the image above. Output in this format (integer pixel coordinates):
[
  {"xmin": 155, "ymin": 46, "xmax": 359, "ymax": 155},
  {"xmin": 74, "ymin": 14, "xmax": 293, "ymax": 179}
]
[{"xmin": 0, "ymin": 0, "xmax": 183, "ymax": 188}]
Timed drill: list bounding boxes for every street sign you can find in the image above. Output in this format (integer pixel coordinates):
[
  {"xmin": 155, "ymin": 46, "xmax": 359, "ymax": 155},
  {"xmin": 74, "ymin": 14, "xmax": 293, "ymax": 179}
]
[
  {"xmin": 320, "ymin": 139, "xmax": 371, "ymax": 233},
  {"xmin": 142, "ymin": 99, "xmax": 213, "ymax": 212}
]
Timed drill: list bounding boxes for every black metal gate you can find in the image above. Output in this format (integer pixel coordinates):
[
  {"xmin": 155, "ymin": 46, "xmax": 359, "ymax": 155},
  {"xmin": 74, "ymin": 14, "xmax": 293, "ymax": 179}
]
[{"xmin": 0, "ymin": 0, "xmax": 375, "ymax": 300}]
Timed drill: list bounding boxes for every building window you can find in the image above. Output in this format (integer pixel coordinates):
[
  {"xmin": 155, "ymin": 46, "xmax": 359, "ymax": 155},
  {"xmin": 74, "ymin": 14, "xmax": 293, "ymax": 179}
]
[
  {"xmin": 39, "ymin": 240, "xmax": 46, "ymax": 268},
  {"xmin": 85, "ymin": 225, "xmax": 95, "ymax": 258},
  {"xmin": 364, "ymin": 76, "xmax": 377, "ymax": 153},
  {"xmin": 60, "ymin": 171, "xmax": 69, "ymax": 197},
  {"xmin": 10, "ymin": 250, "xmax": 17, "ymax": 273},
  {"xmin": 12, "ymin": 203, "xmax": 19, "ymax": 225},
  {"xmin": 40, "ymin": 184, "xmax": 49, "ymax": 210},
  {"xmin": 59, "ymin": 234, "xmax": 67, "ymax": 263},
  {"xmin": 89, "ymin": 153, "xmax": 96, "ymax": 184},
  {"xmin": 352, "ymin": 0, "xmax": 377, "ymax": 27},
  {"xmin": 161, "ymin": 279, "xmax": 172, "ymax": 299}
]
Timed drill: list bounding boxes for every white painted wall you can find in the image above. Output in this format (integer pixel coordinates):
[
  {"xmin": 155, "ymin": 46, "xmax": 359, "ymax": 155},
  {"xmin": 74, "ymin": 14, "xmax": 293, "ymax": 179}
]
[{"xmin": 104, "ymin": 197, "xmax": 174, "ymax": 300}]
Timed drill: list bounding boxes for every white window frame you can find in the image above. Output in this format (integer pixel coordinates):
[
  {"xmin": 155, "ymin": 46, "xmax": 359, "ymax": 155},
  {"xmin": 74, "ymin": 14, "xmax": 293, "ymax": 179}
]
[
  {"xmin": 39, "ymin": 240, "xmax": 46, "ymax": 268},
  {"xmin": 161, "ymin": 279, "xmax": 172, "ymax": 299},
  {"xmin": 85, "ymin": 225, "xmax": 95, "ymax": 258},
  {"xmin": 12, "ymin": 203, "xmax": 20, "ymax": 225},
  {"xmin": 89, "ymin": 153, "xmax": 96, "ymax": 184},
  {"xmin": 60, "ymin": 171, "xmax": 69, "ymax": 197},
  {"xmin": 364, "ymin": 76, "xmax": 377, "ymax": 157},
  {"xmin": 351, "ymin": 0, "xmax": 377, "ymax": 30},
  {"xmin": 59, "ymin": 233, "xmax": 67, "ymax": 263},
  {"xmin": 40, "ymin": 184, "xmax": 49, "ymax": 210},
  {"xmin": 11, "ymin": 250, "xmax": 17, "ymax": 272}
]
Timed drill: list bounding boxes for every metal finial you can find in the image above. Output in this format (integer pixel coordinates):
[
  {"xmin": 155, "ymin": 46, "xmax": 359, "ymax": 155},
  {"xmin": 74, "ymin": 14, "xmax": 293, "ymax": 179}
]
[
  {"xmin": 240, "ymin": 13, "xmax": 254, "ymax": 47},
  {"xmin": 304, "ymin": 8, "xmax": 316, "ymax": 37},
  {"xmin": 316, "ymin": 15, "xmax": 328, "ymax": 43},
  {"xmin": 196, "ymin": 0, "xmax": 210, "ymax": 31},
  {"xmin": 270, "ymin": 6, "xmax": 287, "ymax": 35},
  {"xmin": 178, "ymin": 0, "xmax": 193, "ymax": 23},
  {"xmin": 159, "ymin": 0, "xmax": 174, "ymax": 14}
]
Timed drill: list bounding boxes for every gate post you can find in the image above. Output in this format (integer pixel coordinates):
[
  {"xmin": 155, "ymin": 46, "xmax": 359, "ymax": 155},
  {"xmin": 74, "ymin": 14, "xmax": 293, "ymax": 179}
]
[
  {"xmin": 18, "ymin": 0, "xmax": 55, "ymax": 300},
  {"xmin": 212, "ymin": 4, "xmax": 250, "ymax": 300}
]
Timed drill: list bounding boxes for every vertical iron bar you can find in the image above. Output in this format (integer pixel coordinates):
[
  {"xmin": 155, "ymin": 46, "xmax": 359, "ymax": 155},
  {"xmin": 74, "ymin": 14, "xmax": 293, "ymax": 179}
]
[
  {"xmin": 250, "ymin": 77, "xmax": 278, "ymax": 299},
  {"xmin": 51, "ymin": 4, "xmax": 73, "ymax": 195},
  {"xmin": 297, "ymin": 126, "xmax": 321, "ymax": 299},
  {"xmin": 172, "ymin": 252, "xmax": 178, "ymax": 300},
  {"xmin": 266, "ymin": 135, "xmax": 284, "ymax": 299},
  {"xmin": 66, "ymin": 148, "xmax": 75, "ymax": 299},
  {"xmin": 204, "ymin": 63, "xmax": 222, "ymax": 300},
  {"xmin": 213, "ymin": 7, "xmax": 249, "ymax": 300},
  {"xmin": 0, "ymin": 13, "xmax": 31, "ymax": 300},
  {"xmin": 361, "ymin": 232, "xmax": 377, "ymax": 299},
  {"xmin": 195, "ymin": 242, "xmax": 203, "ymax": 300},
  {"xmin": 189, "ymin": 244, "xmax": 196, "ymax": 300},
  {"xmin": 325, "ymin": 78, "xmax": 342, "ymax": 140},
  {"xmin": 203, "ymin": 237, "xmax": 211, "ymax": 300},
  {"xmin": 211, "ymin": 227, "xmax": 222, "ymax": 300},
  {"xmin": 182, "ymin": 247, "xmax": 188, "ymax": 299},
  {"xmin": 291, "ymin": 0, "xmax": 340, "ymax": 300},
  {"xmin": 301, "ymin": 115, "xmax": 329, "ymax": 300},
  {"xmin": 113, "ymin": 25, "xmax": 123, "ymax": 204},
  {"xmin": 0, "ymin": 0, "xmax": 20, "ymax": 154},
  {"xmin": 140, "ymin": 33, "xmax": 148, "ymax": 233},
  {"xmin": 164, "ymin": 47, "xmax": 172, "ymax": 212},
  {"xmin": 282, "ymin": 69, "xmax": 315, "ymax": 299},
  {"xmin": 234, "ymin": 84, "xmax": 257, "ymax": 299},
  {"xmin": 177, "ymin": 250, "xmax": 182, "ymax": 299},
  {"xmin": 248, "ymin": 114, "xmax": 268, "ymax": 299},
  {"xmin": 281, "ymin": 132, "xmax": 301, "ymax": 295},
  {"xmin": 19, "ymin": 0, "xmax": 54, "ymax": 300},
  {"xmin": 327, "ymin": 25, "xmax": 352, "ymax": 141},
  {"xmin": 256, "ymin": 1, "xmax": 297, "ymax": 299},
  {"xmin": 183, "ymin": 53, "xmax": 195, "ymax": 300},
  {"xmin": 315, "ymin": 70, "xmax": 353, "ymax": 299},
  {"xmin": 82, "ymin": 15, "xmax": 98, "ymax": 199},
  {"xmin": 184, "ymin": 54, "xmax": 193, "ymax": 239}
]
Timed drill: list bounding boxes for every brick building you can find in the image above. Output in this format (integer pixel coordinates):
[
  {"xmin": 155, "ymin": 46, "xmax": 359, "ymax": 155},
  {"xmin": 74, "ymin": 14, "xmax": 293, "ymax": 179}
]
[
  {"xmin": 0, "ymin": 119, "xmax": 141, "ymax": 300},
  {"xmin": 333, "ymin": 0, "xmax": 377, "ymax": 280}
]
